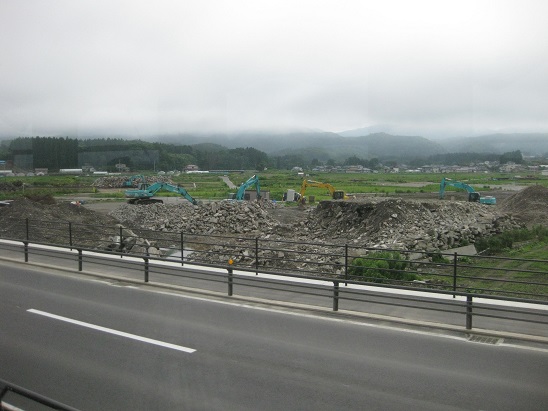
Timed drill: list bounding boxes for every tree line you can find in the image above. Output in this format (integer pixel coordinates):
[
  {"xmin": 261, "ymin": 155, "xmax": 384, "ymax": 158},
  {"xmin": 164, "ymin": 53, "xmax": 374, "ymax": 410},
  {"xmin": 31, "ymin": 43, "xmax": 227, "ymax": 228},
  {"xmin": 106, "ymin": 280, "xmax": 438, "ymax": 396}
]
[{"xmin": 2, "ymin": 137, "xmax": 528, "ymax": 172}]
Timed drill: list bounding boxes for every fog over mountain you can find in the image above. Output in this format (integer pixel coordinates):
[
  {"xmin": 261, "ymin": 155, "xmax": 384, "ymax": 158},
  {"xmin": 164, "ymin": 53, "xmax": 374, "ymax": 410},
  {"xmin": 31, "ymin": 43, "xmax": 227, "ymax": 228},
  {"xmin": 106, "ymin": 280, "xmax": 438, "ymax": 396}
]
[
  {"xmin": 154, "ymin": 130, "xmax": 548, "ymax": 161},
  {"xmin": 1, "ymin": 1, "xmax": 547, "ymax": 138}
]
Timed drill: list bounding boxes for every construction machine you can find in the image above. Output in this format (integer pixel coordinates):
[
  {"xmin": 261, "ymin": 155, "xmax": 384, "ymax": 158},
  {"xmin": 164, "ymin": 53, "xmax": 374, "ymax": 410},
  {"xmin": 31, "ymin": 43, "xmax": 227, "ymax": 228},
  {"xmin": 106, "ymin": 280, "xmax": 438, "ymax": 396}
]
[
  {"xmin": 299, "ymin": 180, "xmax": 347, "ymax": 202},
  {"xmin": 122, "ymin": 174, "xmax": 146, "ymax": 187},
  {"xmin": 439, "ymin": 178, "xmax": 496, "ymax": 204},
  {"xmin": 230, "ymin": 174, "xmax": 261, "ymax": 200},
  {"xmin": 125, "ymin": 182, "xmax": 199, "ymax": 205}
]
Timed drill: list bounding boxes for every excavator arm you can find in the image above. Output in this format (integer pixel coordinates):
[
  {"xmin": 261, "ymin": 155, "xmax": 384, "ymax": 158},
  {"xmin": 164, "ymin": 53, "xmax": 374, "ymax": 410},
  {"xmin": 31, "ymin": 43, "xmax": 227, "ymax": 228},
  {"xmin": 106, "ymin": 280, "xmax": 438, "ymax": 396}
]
[
  {"xmin": 300, "ymin": 180, "xmax": 345, "ymax": 200},
  {"xmin": 236, "ymin": 175, "xmax": 261, "ymax": 200},
  {"xmin": 161, "ymin": 183, "xmax": 199, "ymax": 205},
  {"xmin": 125, "ymin": 182, "xmax": 198, "ymax": 205}
]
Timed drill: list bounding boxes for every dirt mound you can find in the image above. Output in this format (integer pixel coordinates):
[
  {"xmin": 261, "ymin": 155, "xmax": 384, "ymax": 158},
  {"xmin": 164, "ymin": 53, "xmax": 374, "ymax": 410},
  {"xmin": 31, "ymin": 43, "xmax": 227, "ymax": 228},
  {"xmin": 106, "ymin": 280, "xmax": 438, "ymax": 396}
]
[
  {"xmin": 498, "ymin": 185, "xmax": 548, "ymax": 227},
  {"xmin": 0, "ymin": 197, "xmax": 119, "ymax": 246}
]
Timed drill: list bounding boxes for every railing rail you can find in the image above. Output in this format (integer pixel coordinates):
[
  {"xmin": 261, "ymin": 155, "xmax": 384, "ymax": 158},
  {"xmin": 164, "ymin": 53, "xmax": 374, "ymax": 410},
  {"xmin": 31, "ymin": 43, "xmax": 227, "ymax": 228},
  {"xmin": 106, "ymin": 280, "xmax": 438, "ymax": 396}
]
[{"xmin": 0, "ymin": 378, "xmax": 80, "ymax": 411}]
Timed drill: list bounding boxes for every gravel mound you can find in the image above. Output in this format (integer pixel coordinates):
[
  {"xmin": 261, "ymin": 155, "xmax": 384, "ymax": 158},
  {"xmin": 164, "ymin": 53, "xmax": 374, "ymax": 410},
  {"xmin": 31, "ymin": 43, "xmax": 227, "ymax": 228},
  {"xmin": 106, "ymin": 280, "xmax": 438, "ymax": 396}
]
[{"xmin": 498, "ymin": 185, "xmax": 548, "ymax": 227}]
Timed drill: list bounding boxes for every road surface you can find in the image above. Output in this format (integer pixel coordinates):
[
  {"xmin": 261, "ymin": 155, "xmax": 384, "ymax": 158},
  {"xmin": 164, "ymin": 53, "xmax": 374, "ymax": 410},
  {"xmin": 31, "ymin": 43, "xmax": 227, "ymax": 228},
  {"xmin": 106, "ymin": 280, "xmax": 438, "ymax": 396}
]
[{"xmin": 1, "ymin": 264, "xmax": 547, "ymax": 410}]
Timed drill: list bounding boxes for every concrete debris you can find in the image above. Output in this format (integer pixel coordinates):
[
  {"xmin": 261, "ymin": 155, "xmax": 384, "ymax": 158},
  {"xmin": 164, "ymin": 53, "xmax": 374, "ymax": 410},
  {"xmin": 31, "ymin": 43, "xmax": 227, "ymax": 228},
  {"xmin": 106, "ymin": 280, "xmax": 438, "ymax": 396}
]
[
  {"xmin": 301, "ymin": 199, "xmax": 523, "ymax": 251},
  {"xmin": 105, "ymin": 224, "xmax": 161, "ymax": 256},
  {"xmin": 104, "ymin": 195, "xmax": 529, "ymax": 274},
  {"xmin": 108, "ymin": 200, "xmax": 279, "ymax": 236}
]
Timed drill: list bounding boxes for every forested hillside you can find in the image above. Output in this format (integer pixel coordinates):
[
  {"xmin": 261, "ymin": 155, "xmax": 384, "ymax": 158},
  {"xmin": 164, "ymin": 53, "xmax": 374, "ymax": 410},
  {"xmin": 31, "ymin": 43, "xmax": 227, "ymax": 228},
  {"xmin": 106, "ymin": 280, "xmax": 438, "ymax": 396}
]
[{"xmin": 1, "ymin": 132, "xmax": 545, "ymax": 172}]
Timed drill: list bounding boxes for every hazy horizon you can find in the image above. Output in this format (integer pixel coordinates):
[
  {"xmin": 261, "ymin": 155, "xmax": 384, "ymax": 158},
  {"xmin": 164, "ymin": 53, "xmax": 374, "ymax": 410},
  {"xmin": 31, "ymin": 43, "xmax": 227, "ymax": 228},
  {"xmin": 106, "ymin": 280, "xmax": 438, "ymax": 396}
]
[{"xmin": 1, "ymin": 0, "xmax": 548, "ymax": 139}]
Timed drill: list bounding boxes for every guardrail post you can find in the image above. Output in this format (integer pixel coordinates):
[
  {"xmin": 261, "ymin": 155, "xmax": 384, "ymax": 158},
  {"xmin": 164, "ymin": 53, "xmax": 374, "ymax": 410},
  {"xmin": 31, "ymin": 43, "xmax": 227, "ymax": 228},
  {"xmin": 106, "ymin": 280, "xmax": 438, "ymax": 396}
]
[
  {"xmin": 345, "ymin": 244, "xmax": 349, "ymax": 285},
  {"xmin": 333, "ymin": 281, "xmax": 339, "ymax": 311},
  {"xmin": 119, "ymin": 226, "xmax": 124, "ymax": 258},
  {"xmin": 255, "ymin": 237, "xmax": 259, "ymax": 275},
  {"xmin": 227, "ymin": 259, "xmax": 234, "ymax": 296},
  {"xmin": 453, "ymin": 252, "xmax": 458, "ymax": 298},
  {"xmin": 24, "ymin": 219, "xmax": 30, "ymax": 261},
  {"xmin": 69, "ymin": 222, "xmax": 73, "ymax": 250},
  {"xmin": 144, "ymin": 255, "xmax": 149, "ymax": 283},
  {"xmin": 466, "ymin": 295, "xmax": 473, "ymax": 330},
  {"xmin": 78, "ymin": 249, "xmax": 82, "ymax": 271},
  {"xmin": 23, "ymin": 241, "xmax": 29, "ymax": 262},
  {"xmin": 180, "ymin": 231, "xmax": 184, "ymax": 266}
]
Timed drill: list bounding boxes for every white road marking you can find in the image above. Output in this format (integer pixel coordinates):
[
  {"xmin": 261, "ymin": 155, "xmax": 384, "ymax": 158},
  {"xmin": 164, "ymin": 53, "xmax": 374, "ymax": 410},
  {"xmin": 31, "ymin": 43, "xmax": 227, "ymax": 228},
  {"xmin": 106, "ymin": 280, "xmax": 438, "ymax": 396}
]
[{"xmin": 27, "ymin": 309, "xmax": 195, "ymax": 353}]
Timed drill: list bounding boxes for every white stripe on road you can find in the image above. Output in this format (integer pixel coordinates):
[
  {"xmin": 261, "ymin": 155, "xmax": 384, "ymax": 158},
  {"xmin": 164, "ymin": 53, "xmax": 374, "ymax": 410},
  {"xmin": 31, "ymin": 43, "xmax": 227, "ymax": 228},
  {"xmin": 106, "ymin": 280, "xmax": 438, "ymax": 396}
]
[{"xmin": 27, "ymin": 309, "xmax": 196, "ymax": 353}]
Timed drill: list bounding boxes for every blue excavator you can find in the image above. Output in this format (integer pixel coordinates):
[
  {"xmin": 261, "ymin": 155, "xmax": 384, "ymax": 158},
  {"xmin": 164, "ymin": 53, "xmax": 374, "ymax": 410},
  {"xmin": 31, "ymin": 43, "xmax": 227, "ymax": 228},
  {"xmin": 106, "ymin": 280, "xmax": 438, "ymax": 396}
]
[
  {"xmin": 439, "ymin": 178, "xmax": 496, "ymax": 205},
  {"xmin": 229, "ymin": 174, "xmax": 261, "ymax": 200},
  {"xmin": 125, "ymin": 182, "xmax": 199, "ymax": 205}
]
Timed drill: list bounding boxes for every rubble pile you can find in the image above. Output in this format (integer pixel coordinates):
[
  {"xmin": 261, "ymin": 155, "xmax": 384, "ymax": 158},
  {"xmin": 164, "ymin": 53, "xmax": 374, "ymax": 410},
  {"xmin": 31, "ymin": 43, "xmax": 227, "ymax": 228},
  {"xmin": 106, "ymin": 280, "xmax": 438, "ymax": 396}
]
[
  {"xmin": 91, "ymin": 175, "xmax": 174, "ymax": 188},
  {"xmin": 300, "ymin": 199, "xmax": 524, "ymax": 250},
  {"xmin": 2, "ymin": 185, "xmax": 545, "ymax": 275},
  {"xmin": 136, "ymin": 198, "xmax": 524, "ymax": 273},
  {"xmin": 498, "ymin": 185, "xmax": 548, "ymax": 227},
  {"xmin": 108, "ymin": 200, "xmax": 280, "ymax": 235},
  {"xmin": 104, "ymin": 224, "xmax": 162, "ymax": 257}
]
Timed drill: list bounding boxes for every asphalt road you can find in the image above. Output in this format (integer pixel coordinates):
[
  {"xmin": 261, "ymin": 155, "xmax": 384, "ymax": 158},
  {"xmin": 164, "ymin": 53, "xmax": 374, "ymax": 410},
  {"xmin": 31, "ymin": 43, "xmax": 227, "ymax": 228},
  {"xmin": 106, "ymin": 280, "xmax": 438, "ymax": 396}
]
[{"xmin": 1, "ymin": 264, "xmax": 548, "ymax": 411}]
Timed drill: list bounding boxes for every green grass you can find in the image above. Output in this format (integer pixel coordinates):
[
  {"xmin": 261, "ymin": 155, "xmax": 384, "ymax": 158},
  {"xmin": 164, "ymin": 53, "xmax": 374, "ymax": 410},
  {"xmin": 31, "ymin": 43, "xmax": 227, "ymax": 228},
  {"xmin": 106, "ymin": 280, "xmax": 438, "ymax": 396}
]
[{"xmin": 397, "ymin": 227, "xmax": 548, "ymax": 300}]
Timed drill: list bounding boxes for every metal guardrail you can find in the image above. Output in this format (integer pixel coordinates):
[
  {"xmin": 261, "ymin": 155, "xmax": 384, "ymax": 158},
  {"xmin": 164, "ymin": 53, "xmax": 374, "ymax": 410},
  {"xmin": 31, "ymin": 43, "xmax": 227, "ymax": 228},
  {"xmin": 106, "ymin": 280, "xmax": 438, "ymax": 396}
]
[
  {"xmin": 1, "ymin": 216, "xmax": 547, "ymax": 335},
  {"xmin": 0, "ymin": 378, "xmax": 80, "ymax": 411}
]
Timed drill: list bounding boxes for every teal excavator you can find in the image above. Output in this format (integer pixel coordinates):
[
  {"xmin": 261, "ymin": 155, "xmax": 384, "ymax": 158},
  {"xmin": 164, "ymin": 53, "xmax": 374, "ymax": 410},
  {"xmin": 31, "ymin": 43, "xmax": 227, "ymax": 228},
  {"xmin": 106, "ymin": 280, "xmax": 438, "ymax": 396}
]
[
  {"xmin": 228, "ymin": 174, "xmax": 261, "ymax": 200},
  {"xmin": 439, "ymin": 178, "xmax": 496, "ymax": 205},
  {"xmin": 125, "ymin": 182, "xmax": 199, "ymax": 205}
]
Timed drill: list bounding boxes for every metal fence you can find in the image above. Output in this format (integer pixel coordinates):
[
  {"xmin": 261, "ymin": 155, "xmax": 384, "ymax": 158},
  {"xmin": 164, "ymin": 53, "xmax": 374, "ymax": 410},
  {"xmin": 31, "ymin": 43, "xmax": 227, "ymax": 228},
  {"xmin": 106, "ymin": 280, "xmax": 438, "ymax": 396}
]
[
  {"xmin": 0, "ymin": 378, "xmax": 80, "ymax": 411},
  {"xmin": 1, "ymin": 217, "xmax": 547, "ymax": 335}
]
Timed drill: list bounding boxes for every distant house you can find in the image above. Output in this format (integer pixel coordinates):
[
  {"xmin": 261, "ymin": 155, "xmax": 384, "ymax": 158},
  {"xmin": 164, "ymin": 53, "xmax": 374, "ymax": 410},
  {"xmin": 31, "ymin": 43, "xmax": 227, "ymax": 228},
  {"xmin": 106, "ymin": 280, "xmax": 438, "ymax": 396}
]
[{"xmin": 185, "ymin": 164, "xmax": 199, "ymax": 172}]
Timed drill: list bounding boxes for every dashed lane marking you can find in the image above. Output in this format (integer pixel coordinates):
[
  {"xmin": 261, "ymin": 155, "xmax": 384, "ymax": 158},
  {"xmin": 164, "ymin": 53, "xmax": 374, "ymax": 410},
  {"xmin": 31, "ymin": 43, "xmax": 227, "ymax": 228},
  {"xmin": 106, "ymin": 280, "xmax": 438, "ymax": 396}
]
[{"xmin": 27, "ymin": 309, "xmax": 196, "ymax": 353}]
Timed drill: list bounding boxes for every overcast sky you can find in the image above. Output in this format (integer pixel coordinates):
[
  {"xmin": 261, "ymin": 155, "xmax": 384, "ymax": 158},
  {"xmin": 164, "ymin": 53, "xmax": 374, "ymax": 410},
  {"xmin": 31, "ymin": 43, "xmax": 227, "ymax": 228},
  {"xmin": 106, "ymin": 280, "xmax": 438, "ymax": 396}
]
[{"xmin": 1, "ymin": 0, "xmax": 547, "ymax": 138}]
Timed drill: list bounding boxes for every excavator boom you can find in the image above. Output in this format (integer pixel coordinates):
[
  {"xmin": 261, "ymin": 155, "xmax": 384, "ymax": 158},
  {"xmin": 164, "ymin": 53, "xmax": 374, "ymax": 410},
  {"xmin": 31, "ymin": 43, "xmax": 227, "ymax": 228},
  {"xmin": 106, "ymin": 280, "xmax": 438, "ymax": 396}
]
[
  {"xmin": 299, "ymin": 180, "xmax": 347, "ymax": 201},
  {"xmin": 235, "ymin": 175, "xmax": 261, "ymax": 200},
  {"xmin": 125, "ymin": 182, "xmax": 198, "ymax": 205}
]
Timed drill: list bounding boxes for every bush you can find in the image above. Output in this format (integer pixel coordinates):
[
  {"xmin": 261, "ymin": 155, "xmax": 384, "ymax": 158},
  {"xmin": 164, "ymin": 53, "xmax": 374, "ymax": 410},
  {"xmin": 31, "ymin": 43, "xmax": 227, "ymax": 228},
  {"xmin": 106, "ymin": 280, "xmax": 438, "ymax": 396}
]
[
  {"xmin": 349, "ymin": 251, "xmax": 417, "ymax": 283},
  {"xmin": 428, "ymin": 252, "xmax": 451, "ymax": 264},
  {"xmin": 475, "ymin": 227, "xmax": 548, "ymax": 255}
]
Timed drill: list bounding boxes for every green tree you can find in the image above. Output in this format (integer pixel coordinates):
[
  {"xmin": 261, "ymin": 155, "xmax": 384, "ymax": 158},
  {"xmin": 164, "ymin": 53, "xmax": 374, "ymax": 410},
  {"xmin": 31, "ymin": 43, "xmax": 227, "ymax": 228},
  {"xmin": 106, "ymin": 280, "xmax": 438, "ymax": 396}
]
[
  {"xmin": 500, "ymin": 150, "xmax": 523, "ymax": 164},
  {"xmin": 344, "ymin": 155, "xmax": 364, "ymax": 166}
]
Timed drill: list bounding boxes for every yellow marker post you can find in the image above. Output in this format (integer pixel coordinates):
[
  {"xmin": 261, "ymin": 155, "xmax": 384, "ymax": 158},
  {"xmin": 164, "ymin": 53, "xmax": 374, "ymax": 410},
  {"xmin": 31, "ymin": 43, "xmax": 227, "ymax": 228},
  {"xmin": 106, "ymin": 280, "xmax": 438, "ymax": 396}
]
[{"xmin": 227, "ymin": 259, "xmax": 234, "ymax": 296}]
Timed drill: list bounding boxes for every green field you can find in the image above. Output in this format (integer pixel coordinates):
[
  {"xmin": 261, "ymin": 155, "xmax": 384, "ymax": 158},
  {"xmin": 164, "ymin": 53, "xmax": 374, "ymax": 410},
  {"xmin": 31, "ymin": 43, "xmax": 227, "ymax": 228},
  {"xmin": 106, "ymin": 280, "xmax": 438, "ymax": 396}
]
[{"xmin": 2, "ymin": 170, "xmax": 547, "ymax": 202}]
